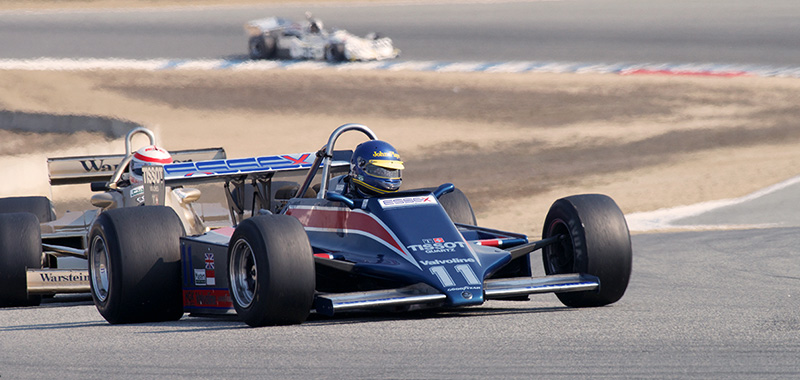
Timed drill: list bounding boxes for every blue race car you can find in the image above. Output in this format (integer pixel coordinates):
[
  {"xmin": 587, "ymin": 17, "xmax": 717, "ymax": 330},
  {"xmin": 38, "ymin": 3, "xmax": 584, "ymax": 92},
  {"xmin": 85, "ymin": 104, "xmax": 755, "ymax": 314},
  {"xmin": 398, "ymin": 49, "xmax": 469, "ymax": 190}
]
[{"xmin": 87, "ymin": 124, "xmax": 632, "ymax": 327}]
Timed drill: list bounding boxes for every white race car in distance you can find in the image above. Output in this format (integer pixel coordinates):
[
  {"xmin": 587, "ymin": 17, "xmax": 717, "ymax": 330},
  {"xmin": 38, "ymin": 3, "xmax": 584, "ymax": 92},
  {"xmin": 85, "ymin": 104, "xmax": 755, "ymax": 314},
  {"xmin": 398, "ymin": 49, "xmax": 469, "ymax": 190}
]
[{"xmin": 244, "ymin": 14, "xmax": 400, "ymax": 62}]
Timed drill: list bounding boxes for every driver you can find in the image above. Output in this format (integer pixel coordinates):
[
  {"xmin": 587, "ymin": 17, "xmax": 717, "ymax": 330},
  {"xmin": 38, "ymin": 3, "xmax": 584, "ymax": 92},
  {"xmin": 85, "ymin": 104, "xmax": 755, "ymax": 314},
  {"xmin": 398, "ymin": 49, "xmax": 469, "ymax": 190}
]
[
  {"xmin": 128, "ymin": 145, "xmax": 173, "ymax": 185},
  {"xmin": 308, "ymin": 18, "xmax": 323, "ymax": 34},
  {"xmin": 344, "ymin": 140, "xmax": 404, "ymax": 197}
]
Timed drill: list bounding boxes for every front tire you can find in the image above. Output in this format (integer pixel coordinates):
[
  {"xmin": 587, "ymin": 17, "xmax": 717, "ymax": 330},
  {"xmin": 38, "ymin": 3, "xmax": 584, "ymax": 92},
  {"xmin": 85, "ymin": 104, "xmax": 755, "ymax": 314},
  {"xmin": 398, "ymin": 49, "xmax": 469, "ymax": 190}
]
[
  {"xmin": 542, "ymin": 194, "xmax": 632, "ymax": 307},
  {"xmin": 228, "ymin": 215, "xmax": 315, "ymax": 327},
  {"xmin": 325, "ymin": 43, "xmax": 346, "ymax": 62},
  {"xmin": 0, "ymin": 213, "xmax": 42, "ymax": 307},
  {"xmin": 438, "ymin": 187, "xmax": 477, "ymax": 225},
  {"xmin": 88, "ymin": 206, "xmax": 184, "ymax": 324},
  {"xmin": 0, "ymin": 196, "xmax": 55, "ymax": 222}
]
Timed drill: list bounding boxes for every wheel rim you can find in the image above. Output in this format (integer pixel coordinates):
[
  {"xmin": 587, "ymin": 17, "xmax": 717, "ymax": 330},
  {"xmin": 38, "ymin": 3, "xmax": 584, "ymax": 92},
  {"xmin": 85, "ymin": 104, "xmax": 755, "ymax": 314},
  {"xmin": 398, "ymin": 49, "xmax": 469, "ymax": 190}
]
[
  {"xmin": 89, "ymin": 235, "xmax": 111, "ymax": 303},
  {"xmin": 545, "ymin": 219, "xmax": 574, "ymax": 274},
  {"xmin": 249, "ymin": 39, "xmax": 262, "ymax": 56},
  {"xmin": 229, "ymin": 238, "xmax": 258, "ymax": 309}
]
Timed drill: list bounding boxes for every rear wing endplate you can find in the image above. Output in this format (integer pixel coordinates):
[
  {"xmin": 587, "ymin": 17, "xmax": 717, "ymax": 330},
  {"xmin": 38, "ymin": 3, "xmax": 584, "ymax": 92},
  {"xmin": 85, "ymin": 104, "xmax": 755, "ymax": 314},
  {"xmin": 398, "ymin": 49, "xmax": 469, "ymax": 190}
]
[{"xmin": 48, "ymin": 147, "xmax": 227, "ymax": 186}]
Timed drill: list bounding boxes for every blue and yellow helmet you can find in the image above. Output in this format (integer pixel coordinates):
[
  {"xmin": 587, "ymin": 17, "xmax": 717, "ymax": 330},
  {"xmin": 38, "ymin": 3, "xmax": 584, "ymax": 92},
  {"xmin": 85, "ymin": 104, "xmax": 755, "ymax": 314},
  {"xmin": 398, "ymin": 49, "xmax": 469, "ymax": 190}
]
[{"xmin": 350, "ymin": 140, "xmax": 404, "ymax": 196}]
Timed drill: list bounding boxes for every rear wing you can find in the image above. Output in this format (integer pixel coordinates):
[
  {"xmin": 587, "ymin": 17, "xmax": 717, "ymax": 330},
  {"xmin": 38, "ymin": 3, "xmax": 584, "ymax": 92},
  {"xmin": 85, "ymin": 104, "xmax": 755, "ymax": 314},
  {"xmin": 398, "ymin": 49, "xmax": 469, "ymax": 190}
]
[
  {"xmin": 244, "ymin": 17, "xmax": 295, "ymax": 37},
  {"xmin": 48, "ymin": 147, "xmax": 227, "ymax": 186},
  {"xmin": 163, "ymin": 150, "xmax": 353, "ymax": 187}
]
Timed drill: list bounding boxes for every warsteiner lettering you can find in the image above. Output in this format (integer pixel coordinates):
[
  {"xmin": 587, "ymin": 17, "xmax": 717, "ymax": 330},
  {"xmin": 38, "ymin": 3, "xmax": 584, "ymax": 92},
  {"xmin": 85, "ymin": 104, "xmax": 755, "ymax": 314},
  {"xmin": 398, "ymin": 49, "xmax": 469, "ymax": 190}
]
[
  {"xmin": 79, "ymin": 159, "xmax": 118, "ymax": 173},
  {"xmin": 38, "ymin": 272, "xmax": 90, "ymax": 283}
]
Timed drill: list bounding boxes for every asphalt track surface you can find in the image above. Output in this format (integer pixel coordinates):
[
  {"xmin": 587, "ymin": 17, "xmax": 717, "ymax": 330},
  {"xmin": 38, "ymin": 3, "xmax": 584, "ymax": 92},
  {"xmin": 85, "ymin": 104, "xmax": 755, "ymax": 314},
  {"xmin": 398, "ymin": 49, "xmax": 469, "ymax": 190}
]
[
  {"xmin": 0, "ymin": 0, "xmax": 799, "ymax": 66},
  {"xmin": 2, "ymin": 0, "xmax": 800, "ymax": 378},
  {"xmin": 1, "ymin": 226, "xmax": 799, "ymax": 379}
]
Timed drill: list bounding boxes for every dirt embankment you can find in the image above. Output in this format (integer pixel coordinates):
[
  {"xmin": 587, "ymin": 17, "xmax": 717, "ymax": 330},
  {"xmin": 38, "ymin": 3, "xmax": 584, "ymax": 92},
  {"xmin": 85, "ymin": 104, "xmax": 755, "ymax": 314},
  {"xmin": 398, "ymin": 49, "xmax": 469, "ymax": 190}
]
[{"xmin": 2, "ymin": 68, "xmax": 800, "ymax": 235}]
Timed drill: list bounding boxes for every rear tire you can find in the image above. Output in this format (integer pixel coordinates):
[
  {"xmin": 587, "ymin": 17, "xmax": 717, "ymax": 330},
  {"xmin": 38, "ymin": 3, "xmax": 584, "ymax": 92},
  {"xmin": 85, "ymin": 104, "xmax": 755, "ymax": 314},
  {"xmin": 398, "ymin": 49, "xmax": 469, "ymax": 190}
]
[
  {"xmin": 88, "ymin": 206, "xmax": 184, "ymax": 324},
  {"xmin": 249, "ymin": 34, "xmax": 276, "ymax": 59},
  {"xmin": 542, "ymin": 194, "xmax": 632, "ymax": 307},
  {"xmin": 0, "ymin": 213, "xmax": 42, "ymax": 307},
  {"xmin": 0, "ymin": 196, "xmax": 55, "ymax": 222},
  {"xmin": 228, "ymin": 215, "xmax": 315, "ymax": 327}
]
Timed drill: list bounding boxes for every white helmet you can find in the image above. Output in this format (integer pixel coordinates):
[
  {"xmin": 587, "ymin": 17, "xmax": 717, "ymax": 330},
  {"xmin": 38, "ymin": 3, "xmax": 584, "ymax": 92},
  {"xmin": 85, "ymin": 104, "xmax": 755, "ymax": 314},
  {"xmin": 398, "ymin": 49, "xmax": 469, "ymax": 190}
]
[{"xmin": 129, "ymin": 145, "xmax": 172, "ymax": 184}]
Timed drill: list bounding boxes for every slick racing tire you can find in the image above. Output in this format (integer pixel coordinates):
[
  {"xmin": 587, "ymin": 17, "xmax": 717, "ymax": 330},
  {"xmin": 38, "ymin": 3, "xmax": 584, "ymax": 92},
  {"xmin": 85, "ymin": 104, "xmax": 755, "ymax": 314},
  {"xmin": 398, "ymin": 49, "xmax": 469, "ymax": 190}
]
[
  {"xmin": 228, "ymin": 215, "xmax": 315, "ymax": 327},
  {"xmin": 0, "ymin": 196, "xmax": 55, "ymax": 222},
  {"xmin": 0, "ymin": 213, "xmax": 42, "ymax": 307},
  {"xmin": 325, "ymin": 43, "xmax": 346, "ymax": 62},
  {"xmin": 249, "ymin": 34, "xmax": 276, "ymax": 59},
  {"xmin": 542, "ymin": 194, "xmax": 632, "ymax": 307},
  {"xmin": 88, "ymin": 206, "xmax": 184, "ymax": 324},
  {"xmin": 438, "ymin": 187, "xmax": 477, "ymax": 226}
]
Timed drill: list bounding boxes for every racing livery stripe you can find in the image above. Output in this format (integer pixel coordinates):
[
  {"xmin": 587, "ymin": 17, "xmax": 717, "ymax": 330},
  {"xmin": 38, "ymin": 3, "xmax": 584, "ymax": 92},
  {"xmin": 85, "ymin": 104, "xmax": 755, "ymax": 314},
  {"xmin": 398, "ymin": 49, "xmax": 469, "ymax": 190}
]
[
  {"xmin": 210, "ymin": 226, "xmax": 235, "ymax": 238},
  {"xmin": 286, "ymin": 206, "xmax": 404, "ymax": 252},
  {"xmin": 3, "ymin": 58, "xmax": 800, "ymax": 78},
  {"xmin": 285, "ymin": 206, "xmax": 419, "ymax": 268}
]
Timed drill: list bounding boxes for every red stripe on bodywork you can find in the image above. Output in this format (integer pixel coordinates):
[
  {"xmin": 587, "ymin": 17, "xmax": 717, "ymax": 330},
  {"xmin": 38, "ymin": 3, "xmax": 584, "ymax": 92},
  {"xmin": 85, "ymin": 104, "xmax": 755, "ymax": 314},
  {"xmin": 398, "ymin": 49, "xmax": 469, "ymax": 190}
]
[
  {"xmin": 210, "ymin": 226, "xmax": 235, "ymax": 238},
  {"xmin": 621, "ymin": 69, "xmax": 750, "ymax": 77},
  {"xmin": 183, "ymin": 288, "xmax": 232, "ymax": 308},
  {"xmin": 476, "ymin": 239, "xmax": 500, "ymax": 247},
  {"xmin": 286, "ymin": 207, "xmax": 406, "ymax": 255}
]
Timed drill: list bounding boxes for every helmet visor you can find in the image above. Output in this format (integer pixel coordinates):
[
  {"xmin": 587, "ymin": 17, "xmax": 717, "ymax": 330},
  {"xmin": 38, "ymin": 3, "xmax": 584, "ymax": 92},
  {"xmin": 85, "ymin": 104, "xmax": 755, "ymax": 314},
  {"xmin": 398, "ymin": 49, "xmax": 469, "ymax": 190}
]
[
  {"xmin": 131, "ymin": 161, "xmax": 145, "ymax": 177},
  {"xmin": 365, "ymin": 160, "xmax": 402, "ymax": 179}
]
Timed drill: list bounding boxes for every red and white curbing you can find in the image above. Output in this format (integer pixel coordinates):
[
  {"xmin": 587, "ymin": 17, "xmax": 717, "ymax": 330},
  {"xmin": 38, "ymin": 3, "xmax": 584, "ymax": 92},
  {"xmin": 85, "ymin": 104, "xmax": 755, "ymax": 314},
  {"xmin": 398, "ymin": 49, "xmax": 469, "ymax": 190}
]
[{"xmin": 1, "ymin": 57, "xmax": 800, "ymax": 78}]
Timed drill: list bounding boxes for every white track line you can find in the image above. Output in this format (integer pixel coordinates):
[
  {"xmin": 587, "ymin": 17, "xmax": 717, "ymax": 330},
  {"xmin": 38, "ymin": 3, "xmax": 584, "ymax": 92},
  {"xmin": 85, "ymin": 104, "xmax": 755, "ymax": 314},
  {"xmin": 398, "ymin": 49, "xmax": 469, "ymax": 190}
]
[{"xmin": 626, "ymin": 175, "xmax": 800, "ymax": 232}]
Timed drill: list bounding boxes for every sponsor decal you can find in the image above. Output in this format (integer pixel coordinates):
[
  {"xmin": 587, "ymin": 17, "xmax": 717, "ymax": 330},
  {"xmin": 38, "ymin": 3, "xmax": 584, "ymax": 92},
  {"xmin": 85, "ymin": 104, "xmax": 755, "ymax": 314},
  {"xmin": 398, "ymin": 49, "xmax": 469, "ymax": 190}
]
[
  {"xmin": 447, "ymin": 285, "xmax": 481, "ymax": 292},
  {"xmin": 164, "ymin": 152, "xmax": 315, "ymax": 177},
  {"xmin": 77, "ymin": 158, "xmax": 195, "ymax": 174},
  {"xmin": 183, "ymin": 289, "xmax": 233, "ymax": 309},
  {"xmin": 130, "ymin": 186, "xmax": 144, "ymax": 197},
  {"xmin": 37, "ymin": 272, "xmax": 90, "ymax": 283},
  {"xmin": 419, "ymin": 257, "xmax": 476, "ymax": 266},
  {"xmin": 194, "ymin": 269, "xmax": 206, "ymax": 286},
  {"xmin": 379, "ymin": 195, "xmax": 436, "ymax": 209},
  {"xmin": 143, "ymin": 165, "xmax": 166, "ymax": 205},
  {"xmin": 373, "ymin": 151, "xmax": 400, "ymax": 159},
  {"xmin": 281, "ymin": 153, "xmax": 311, "ymax": 165},
  {"xmin": 79, "ymin": 159, "xmax": 119, "ymax": 173},
  {"xmin": 408, "ymin": 239, "xmax": 468, "ymax": 254}
]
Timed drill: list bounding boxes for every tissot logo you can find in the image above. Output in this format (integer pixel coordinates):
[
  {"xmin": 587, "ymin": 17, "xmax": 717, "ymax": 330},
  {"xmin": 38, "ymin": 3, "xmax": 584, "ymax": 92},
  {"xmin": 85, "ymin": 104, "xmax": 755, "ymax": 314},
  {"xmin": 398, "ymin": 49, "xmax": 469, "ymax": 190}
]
[
  {"xmin": 80, "ymin": 159, "xmax": 118, "ymax": 173},
  {"xmin": 408, "ymin": 241, "xmax": 468, "ymax": 254}
]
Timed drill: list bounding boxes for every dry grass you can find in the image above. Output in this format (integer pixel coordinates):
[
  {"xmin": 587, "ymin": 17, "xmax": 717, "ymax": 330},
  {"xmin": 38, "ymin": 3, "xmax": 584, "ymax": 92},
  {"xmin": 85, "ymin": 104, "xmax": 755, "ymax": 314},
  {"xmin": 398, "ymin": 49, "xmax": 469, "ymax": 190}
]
[{"xmin": 2, "ymin": 68, "xmax": 800, "ymax": 234}]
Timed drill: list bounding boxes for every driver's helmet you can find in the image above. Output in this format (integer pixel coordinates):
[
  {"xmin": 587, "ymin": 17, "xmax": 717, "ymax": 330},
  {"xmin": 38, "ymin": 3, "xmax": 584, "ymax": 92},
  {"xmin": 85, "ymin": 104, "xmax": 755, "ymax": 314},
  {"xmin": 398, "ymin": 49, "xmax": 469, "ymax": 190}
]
[
  {"xmin": 129, "ymin": 145, "xmax": 172, "ymax": 185},
  {"xmin": 309, "ymin": 18, "xmax": 323, "ymax": 34},
  {"xmin": 349, "ymin": 140, "xmax": 404, "ymax": 196}
]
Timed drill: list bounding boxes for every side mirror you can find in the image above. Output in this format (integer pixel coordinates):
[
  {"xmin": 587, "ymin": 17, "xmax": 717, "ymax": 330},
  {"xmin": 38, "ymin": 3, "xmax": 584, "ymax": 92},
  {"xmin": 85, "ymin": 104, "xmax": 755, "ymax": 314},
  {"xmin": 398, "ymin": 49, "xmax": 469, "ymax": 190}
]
[
  {"xmin": 433, "ymin": 183, "xmax": 455, "ymax": 198},
  {"xmin": 90, "ymin": 182, "xmax": 109, "ymax": 192},
  {"xmin": 174, "ymin": 187, "xmax": 202, "ymax": 204},
  {"xmin": 91, "ymin": 192, "xmax": 117, "ymax": 209},
  {"xmin": 325, "ymin": 191, "xmax": 356, "ymax": 209}
]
